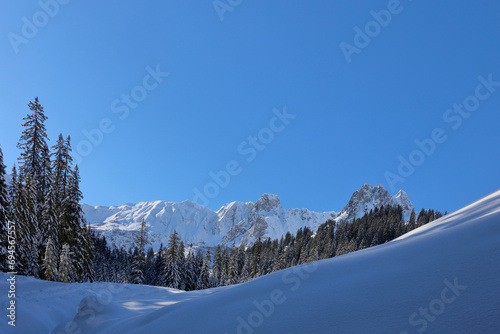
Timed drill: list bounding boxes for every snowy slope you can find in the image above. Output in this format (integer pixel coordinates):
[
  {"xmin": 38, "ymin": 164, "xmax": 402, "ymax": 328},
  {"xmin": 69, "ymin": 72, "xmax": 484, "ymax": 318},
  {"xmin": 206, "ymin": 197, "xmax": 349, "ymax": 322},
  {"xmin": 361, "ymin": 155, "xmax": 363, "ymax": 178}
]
[
  {"xmin": 83, "ymin": 194, "xmax": 337, "ymax": 250},
  {"xmin": 2, "ymin": 189, "xmax": 498, "ymax": 334},
  {"xmin": 83, "ymin": 185, "xmax": 411, "ymax": 250}
]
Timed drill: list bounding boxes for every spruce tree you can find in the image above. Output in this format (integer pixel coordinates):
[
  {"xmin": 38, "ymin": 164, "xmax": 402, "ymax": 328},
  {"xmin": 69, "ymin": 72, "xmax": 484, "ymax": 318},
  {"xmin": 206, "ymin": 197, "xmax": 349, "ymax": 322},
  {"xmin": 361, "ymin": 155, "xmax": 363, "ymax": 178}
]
[
  {"xmin": 15, "ymin": 171, "xmax": 41, "ymax": 277},
  {"xmin": 177, "ymin": 241, "xmax": 186, "ymax": 290},
  {"xmin": 130, "ymin": 248, "xmax": 144, "ymax": 284},
  {"xmin": 212, "ymin": 245, "xmax": 223, "ymax": 286},
  {"xmin": 81, "ymin": 222, "xmax": 95, "ymax": 282},
  {"xmin": 197, "ymin": 249, "xmax": 211, "ymax": 290},
  {"xmin": 58, "ymin": 243, "xmax": 72, "ymax": 283},
  {"xmin": 130, "ymin": 218, "xmax": 149, "ymax": 284},
  {"xmin": 227, "ymin": 245, "xmax": 240, "ymax": 285},
  {"xmin": 220, "ymin": 248, "xmax": 229, "ymax": 286},
  {"xmin": 162, "ymin": 231, "xmax": 182, "ymax": 288},
  {"xmin": 41, "ymin": 133, "xmax": 72, "ymax": 259},
  {"xmin": 406, "ymin": 209, "xmax": 416, "ymax": 232},
  {"xmin": 184, "ymin": 250, "xmax": 198, "ymax": 291},
  {"xmin": 250, "ymin": 237, "xmax": 262, "ymax": 278},
  {"xmin": 60, "ymin": 165, "xmax": 90, "ymax": 282},
  {"xmin": 143, "ymin": 247, "xmax": 157, "ymax": 285},
  {"xmin": 43, "ymin": 237, "xmax": 58, "ymax": 281},
  {"xmin": 0, "ymin": 146, "xmax": 10, "ymax": 271},
  {"xmin": 16, "ymin": 97, "xmax": 50, "ymax": 204}
]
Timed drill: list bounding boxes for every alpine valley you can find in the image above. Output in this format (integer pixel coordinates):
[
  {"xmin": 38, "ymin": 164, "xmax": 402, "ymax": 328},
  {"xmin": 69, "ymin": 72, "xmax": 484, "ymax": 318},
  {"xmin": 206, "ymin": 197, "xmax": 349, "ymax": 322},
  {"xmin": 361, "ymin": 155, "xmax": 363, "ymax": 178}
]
[{"xmin": 83, "ymin": 184, "xmax": 414, "ymax": 250}]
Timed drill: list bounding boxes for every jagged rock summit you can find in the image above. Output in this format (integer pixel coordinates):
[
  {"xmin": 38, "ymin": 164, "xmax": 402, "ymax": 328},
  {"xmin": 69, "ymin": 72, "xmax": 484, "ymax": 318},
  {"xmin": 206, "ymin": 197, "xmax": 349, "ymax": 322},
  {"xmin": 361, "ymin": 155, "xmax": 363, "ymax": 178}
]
[{"xmin": 337, "ymin": 184, "xmax": 414, "ymax": 222}]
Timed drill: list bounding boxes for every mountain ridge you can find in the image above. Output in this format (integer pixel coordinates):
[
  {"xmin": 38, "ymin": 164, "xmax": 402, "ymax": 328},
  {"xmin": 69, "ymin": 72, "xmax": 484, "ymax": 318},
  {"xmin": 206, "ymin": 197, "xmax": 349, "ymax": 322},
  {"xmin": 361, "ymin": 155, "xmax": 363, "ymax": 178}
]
[{"xmin": 83, "ymin": 184, "xmax": 414, "ymax": 250}]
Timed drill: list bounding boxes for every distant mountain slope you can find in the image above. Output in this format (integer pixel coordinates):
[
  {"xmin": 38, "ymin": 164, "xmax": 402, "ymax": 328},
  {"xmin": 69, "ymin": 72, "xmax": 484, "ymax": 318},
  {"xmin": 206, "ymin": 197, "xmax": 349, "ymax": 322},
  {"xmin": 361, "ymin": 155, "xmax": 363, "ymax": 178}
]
[
  {"xmin": 82, "ymin": 194, "xmax": 337, "ymax": 250},
  {"xmin": 83, "ymin": 184, "xmax": 413, "ymax": 250}
]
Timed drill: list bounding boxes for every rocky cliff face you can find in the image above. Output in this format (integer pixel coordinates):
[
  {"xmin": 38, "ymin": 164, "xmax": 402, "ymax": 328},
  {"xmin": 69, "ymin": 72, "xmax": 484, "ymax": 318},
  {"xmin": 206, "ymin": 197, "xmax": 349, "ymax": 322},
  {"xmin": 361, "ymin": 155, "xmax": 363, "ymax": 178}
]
[{"xmin": 337, "ymin": 184, "xmax": 414, "ymax": 222}]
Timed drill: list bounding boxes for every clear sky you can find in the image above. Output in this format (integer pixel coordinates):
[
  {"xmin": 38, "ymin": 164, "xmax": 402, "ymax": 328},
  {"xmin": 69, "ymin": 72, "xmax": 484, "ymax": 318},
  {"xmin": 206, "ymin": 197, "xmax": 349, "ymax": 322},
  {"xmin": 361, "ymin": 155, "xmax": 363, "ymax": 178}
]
[{"xmin": 1, "ymin": 0, "xmax": 499, "ymax": 214}]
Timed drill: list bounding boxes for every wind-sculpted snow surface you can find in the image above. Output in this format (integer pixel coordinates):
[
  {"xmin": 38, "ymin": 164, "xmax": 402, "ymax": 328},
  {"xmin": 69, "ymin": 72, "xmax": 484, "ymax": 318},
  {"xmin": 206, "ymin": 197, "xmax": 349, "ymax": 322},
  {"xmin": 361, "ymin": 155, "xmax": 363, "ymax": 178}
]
[
  {"xmin": 1, "ymin": 189, "xmax": 498, "ymax": 333},
  {"xmin": 83, "ymin": 185, "xmax": 413, "ymax": 249}
]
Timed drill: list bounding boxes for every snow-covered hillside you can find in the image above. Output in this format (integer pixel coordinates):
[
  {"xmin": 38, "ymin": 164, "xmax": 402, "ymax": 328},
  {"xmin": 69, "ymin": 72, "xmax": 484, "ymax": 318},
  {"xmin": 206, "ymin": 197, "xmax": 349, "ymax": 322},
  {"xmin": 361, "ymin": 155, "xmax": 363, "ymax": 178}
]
[
  {"xmin": 83, "ymin": 184, "xmax": 412, "ymax": 250},
  {"xmin": 3, "ymin": 188, "xmax": 498, "ymax": 333}
]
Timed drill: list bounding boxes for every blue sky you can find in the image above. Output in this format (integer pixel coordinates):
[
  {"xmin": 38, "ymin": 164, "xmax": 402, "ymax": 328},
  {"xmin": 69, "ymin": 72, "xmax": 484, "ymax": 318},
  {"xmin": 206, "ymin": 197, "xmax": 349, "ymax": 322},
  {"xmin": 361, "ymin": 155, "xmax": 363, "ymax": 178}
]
[{"xmin": 1, "ymin": 0, "xmax": 499, "ymax": 214}]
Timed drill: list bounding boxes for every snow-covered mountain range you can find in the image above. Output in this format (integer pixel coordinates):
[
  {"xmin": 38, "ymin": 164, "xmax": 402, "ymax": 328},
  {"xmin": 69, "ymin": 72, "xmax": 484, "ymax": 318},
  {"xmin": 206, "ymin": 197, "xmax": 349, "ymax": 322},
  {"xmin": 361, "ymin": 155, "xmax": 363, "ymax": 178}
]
[{"xmin": 83, "ymin": 184, "xmax": 414, "ymax": 250}]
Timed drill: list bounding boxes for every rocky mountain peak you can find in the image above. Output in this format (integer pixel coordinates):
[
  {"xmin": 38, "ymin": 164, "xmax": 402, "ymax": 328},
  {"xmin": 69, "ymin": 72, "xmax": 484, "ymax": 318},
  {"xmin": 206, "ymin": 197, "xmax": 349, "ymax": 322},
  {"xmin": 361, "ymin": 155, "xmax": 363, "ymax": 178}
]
[
  {"xmin": 254, "ymin": 194, "xmax": 281, "ymax": 212},
  {"xmin": 338, "ymin": 184, "xmax": 414, "ymax": 222}
]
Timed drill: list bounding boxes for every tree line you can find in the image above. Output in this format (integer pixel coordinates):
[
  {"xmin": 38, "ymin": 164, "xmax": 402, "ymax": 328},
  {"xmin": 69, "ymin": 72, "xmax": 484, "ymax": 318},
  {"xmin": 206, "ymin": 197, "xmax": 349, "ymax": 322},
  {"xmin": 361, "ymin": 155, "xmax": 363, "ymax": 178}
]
[
  {"xmin": 93, "ymin": 205, "xmax": 443, "ymax": 290},
  {"xmin": 0, "ymin": 97, "xmax": 93, "ymax": 282}
]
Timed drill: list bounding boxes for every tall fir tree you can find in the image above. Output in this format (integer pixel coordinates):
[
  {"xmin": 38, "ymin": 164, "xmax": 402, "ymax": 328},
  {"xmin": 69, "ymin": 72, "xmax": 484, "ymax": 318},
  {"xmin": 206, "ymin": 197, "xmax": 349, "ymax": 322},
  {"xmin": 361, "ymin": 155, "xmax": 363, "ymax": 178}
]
[
  {"xmin": 43, "ymin": 237, "xmax": 58, "ymax": 281},
  {"xmin": 220, "ymin": 249, "xmax": 229, "ymax": 286},
  {"xmin": 0, "ymin": 146, "xmax": 10, "ymax": 271},
  {"xmin": 162, "ymin": 231, "xmax": 182, "ymax": 289},
  {"xmin": 407, "ymin": 209, "xmax": 416, "ymax": 232},
  {"xmin": 212, "ymin": 245, "xmax": 223, "ymax": 286},
  {"xmin": 196, "ymin": 249, "xmax": 211, "ymax": 290},
  {"xmin": 16, "ymin": 97, "xmax": 50, "ymax": 204},
  {"xmin": 130, "ymin": 248, "xmax": 144, "ymax": 284},
  {"xmin": 153, "ymin": 243, "xmax": 165, "ymax": 286},
  {"xmin": 60, "ymin": 164, "xmax": 92, "ymax": 282},
  {"xmin": 176, "ymin": 241, "xmax": 186, "ymax": 290},
  {"xmin": 227, "ymin": 245, "xmax": 240, "ymax": 285},
  {"xmin": 58, "ymin": 243, "xmax": 72, "ymax": 283},
  {"xmin": 81, "ymin": 222, "xmax": 95, "ymax": 282},
  {"xmin": 41, "ymin": 134, "xmax": 71, "ymax": 261},
  {"xmin": 14, "ymin": 97, "xmax": 55, "ymax": 278},
  {"xmin": 15, "ymin": 170, "xmax": 41, "ymax": 277},
  {"xmin": 250, "ymin": 237, "xmax": 262, "ymax": 278},
  {"xmin": 184, "ymin": 250, "xmax": 198, "ymax": 291},
  {"xmin": 130, "ymin": 218, "xmax": 149, "ymax": 284}
]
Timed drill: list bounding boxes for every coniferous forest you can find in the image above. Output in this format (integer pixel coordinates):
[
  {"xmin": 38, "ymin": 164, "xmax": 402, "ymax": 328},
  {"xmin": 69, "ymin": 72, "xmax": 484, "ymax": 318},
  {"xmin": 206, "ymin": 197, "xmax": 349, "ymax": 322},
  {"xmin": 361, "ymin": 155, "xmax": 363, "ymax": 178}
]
[
  {"xmin": 0, "ymin": 97, "xmax": 93, "ymax": 282},
  {"xmin": 0, "ymin": 98, "xmax": 443, "ymax": 289},
  {"xmin": 92, "ymin": 205, "xmax": 442, "ymax": 290}
]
